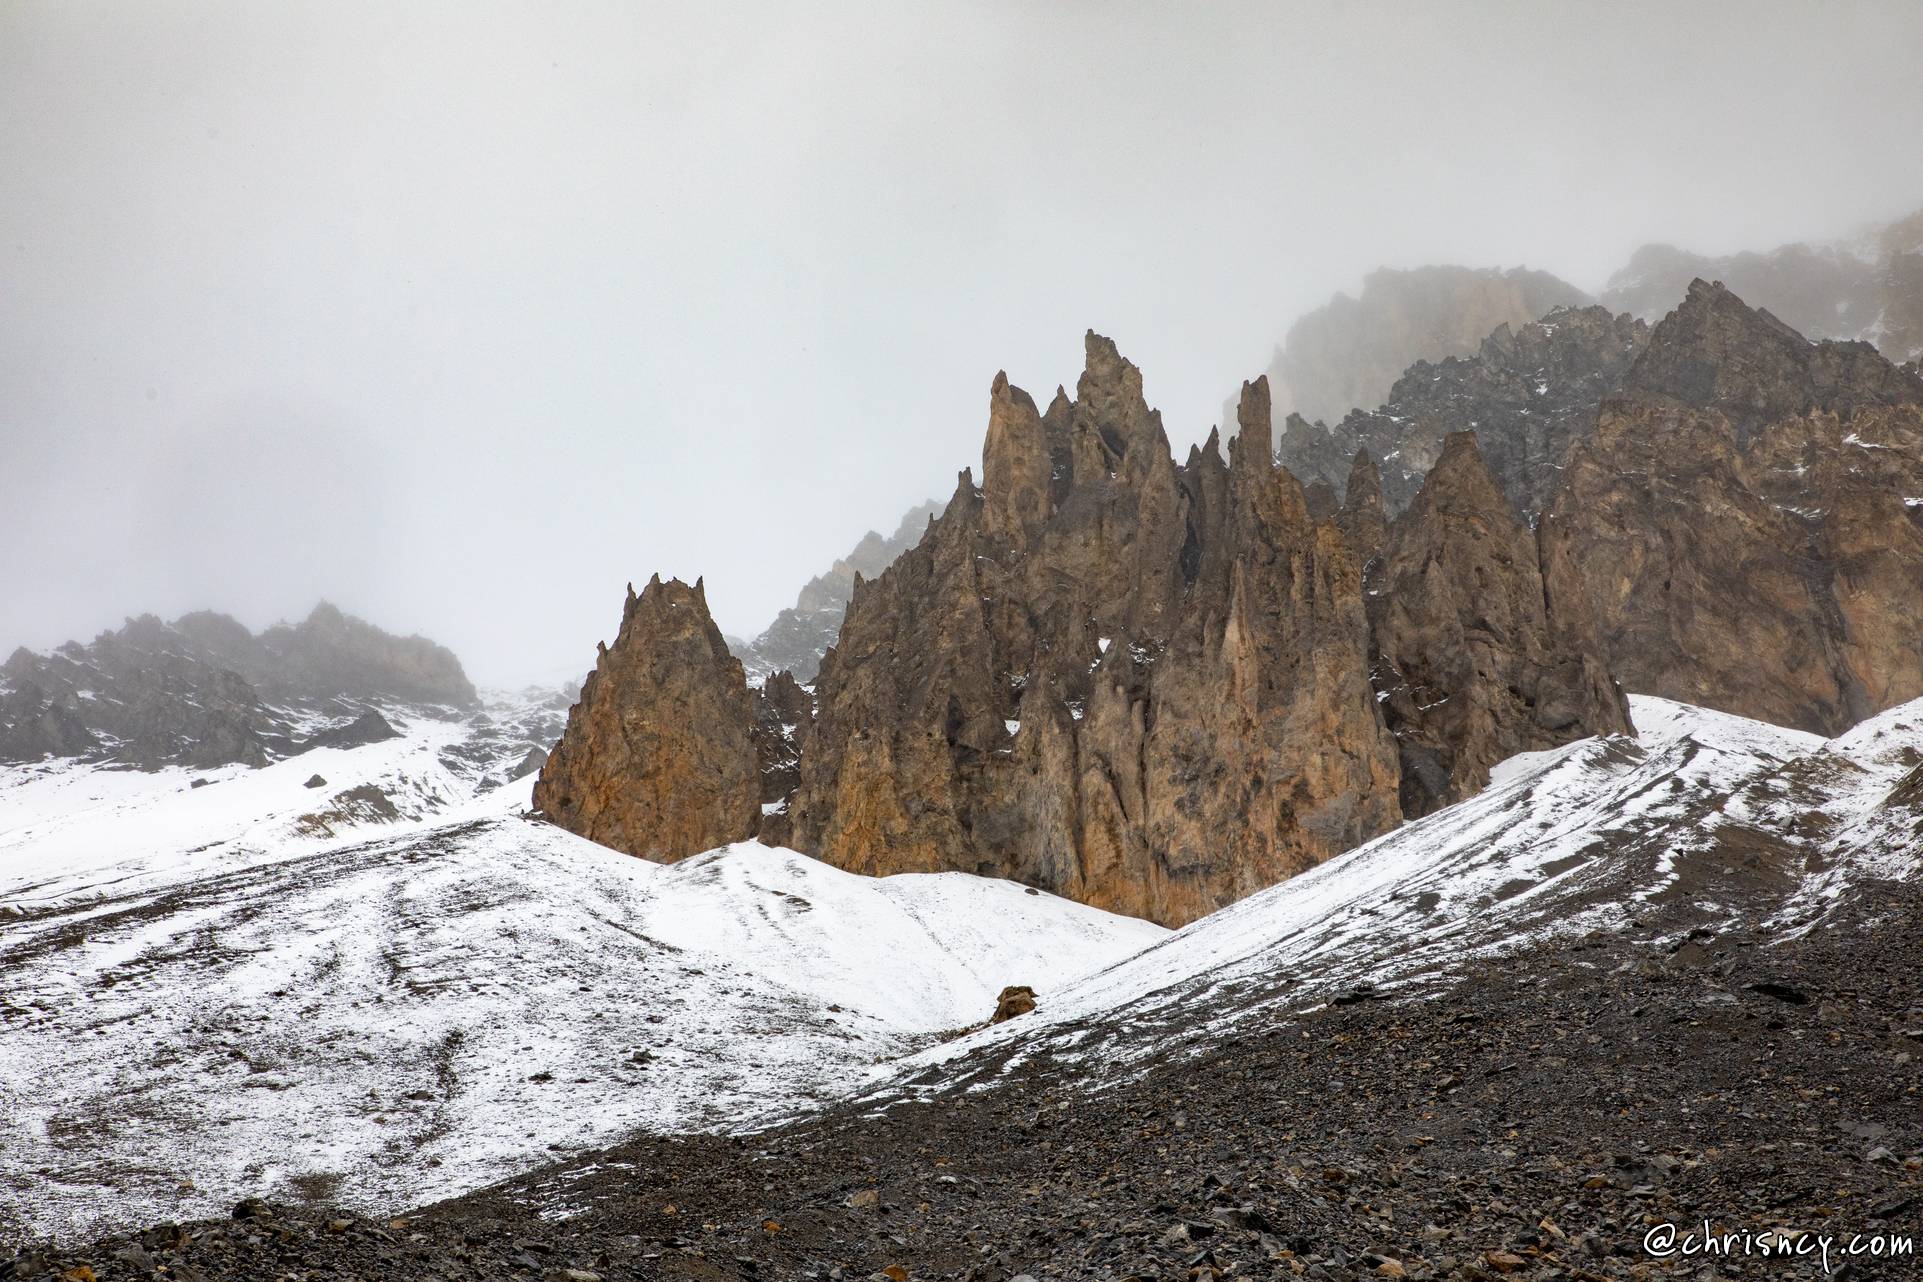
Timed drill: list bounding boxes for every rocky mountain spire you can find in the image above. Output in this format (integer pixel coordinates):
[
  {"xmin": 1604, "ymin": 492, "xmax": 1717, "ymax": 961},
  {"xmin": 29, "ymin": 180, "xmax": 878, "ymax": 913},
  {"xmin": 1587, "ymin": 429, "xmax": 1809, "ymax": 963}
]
[
  {"xmin": 785, "ymin": 342, "xmax": 1411, "ymax": 926},
  {"xmin": 1337, "ymin": 449, "xmax": 1387, "ymax": 567},
  {"xmin": 981, "ymin": 370, "xmax": 1052, "ymax": 544},
  {"xmin": 534, "ymin": 576, "xmax": 760, "ymax": 861},
  {"xmin": 1371, "ymin": 433, "xmax": 1632, "ymax": 816}
]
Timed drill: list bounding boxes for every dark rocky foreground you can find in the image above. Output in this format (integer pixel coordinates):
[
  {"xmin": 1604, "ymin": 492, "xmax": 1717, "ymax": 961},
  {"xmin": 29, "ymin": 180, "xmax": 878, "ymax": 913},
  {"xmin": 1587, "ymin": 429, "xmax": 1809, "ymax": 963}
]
[{"xmin": 12, "ymin": 883, "xmax": 1919, "ymax": 1282}]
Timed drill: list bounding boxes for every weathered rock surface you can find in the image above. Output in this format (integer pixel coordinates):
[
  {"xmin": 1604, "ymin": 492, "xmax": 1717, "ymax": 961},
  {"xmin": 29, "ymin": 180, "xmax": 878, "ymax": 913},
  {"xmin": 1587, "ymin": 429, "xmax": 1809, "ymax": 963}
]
[
  {"xmin": 1370, "ymin": 433, "xmax": 1632, "ymax": 816},
  {"xmin": 534, "ymin": 577, "xmax": 760, "ymax": 862},
  {"xmin": 1276, "ymin": 305, "xmax": 1650, "ymax": 516},
  {"xmin": 1238, "ymin": 265, "xmax": 1591, "ymax": 428},
  {"xmin": 733, "ymin": 500, "xmax": 945, "ymax": 683},
  {"xmin": 1, "ymin": 617, "xmax": 278, "ymax": 769},
  {"xmin": 785, "ymin": 335, "xmax": 1627, "ymax": 925},
  {"xmin": 751, "ymin": 669, "xmax": 813, "ymax": 847},
  {"xmin": 1541, "ymin": 280, "xmax": 1923, "ymax": 735},
  {"xmin": 0, "ymin": 680, "xmax": 98, "ymax": 761}
]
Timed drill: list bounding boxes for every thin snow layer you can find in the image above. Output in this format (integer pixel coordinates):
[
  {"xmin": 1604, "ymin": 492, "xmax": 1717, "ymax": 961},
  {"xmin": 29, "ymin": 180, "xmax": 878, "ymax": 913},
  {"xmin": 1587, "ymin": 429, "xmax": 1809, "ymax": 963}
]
[
  {"xmin": 865, "ymin": 695, "xmax": 1923, "ymax": 1103},
  {"xmin": 0, "ymin": 718, "xmax": 1161, "ymax": 1239}
]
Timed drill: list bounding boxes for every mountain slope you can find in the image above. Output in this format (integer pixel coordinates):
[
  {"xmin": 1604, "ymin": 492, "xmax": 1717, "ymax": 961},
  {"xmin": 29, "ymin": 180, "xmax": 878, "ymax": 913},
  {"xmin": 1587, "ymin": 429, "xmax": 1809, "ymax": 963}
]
[
  {"xmin": 858, "ymin": 691, "xmax": 1920, "ymax": 1104},
  {"xmin": 0, "ymin": 709, "xmax": 1162, "ymax": 1239}
]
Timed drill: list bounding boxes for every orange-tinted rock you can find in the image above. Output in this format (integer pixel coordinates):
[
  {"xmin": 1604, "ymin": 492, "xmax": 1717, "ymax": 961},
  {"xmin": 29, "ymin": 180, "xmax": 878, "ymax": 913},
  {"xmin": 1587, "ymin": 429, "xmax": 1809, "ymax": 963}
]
[
  {"xmin": 534, "ymin": 576, "xmax": 759, "ymax": 861},
  {"xmin": 790, "ymin": 337, "xmax": 1405, "ymax": 926}
]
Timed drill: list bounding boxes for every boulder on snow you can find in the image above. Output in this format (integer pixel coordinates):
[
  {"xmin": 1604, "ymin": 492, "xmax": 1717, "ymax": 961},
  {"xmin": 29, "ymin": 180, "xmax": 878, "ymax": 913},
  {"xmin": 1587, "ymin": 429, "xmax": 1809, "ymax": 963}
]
[{"xmin": 991, "ymin": 985, "xmax": 1037, "ymax": 1023}]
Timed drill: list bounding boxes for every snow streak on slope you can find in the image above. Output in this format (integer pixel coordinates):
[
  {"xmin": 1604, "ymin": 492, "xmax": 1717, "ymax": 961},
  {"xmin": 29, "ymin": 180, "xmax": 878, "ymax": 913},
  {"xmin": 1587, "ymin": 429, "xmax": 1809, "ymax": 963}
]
[
  {"xmin": 866, "ymin": 695, "xmax": 1922, "ymax": 1103},
  {"xmin": 0, "ymin": 713, "xmax": 1162, "ymax": 1239}
]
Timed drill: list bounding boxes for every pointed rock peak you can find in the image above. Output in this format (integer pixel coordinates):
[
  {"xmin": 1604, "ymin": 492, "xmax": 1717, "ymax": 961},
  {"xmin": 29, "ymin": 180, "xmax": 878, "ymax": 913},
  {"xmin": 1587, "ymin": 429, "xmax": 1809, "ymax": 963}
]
[
  {"xmin": 1084, "ymin": 328, "xmax": 1124, "ymax": 368},
  {"xmin": 536, "ymin": 574, "xmax": 759, "ymax": 864},
  {"xmin": 304, "ymin": 601, "xmax": 346, "ymax": 628},
  {"xmin": 1628, "ymin": 275, "xmax": 1923, "ymax": 433},
  {"xmin": 1078, "ymin": 330, "xmax": 1147, "ymax": 405},
  {"xmin": 1674, "ymin": 277, "xmax": 1806, "ymax": 345},
  {"xmin": 1048, "ymin": 385, "xmax": 1072, "ymax": 413},
  {"xmin": 621, "ymin": 576, "xmax": 720, "ymax": 630},
  {"xmin": 1338, "ymin": 447, "xmax": 1388, "ymax": 561},
  {"xmin": 988, "ymin": 369, "xmax": 1039, "ymax": 415},
  {"xmin": 1229, "ymin": 376, "xmax": 1273, "ymax": 471},
  {"xmin": 983, "ymin": 368, "xmax": 1051, "ymax": 540},
  {"xmin": 1406, "ymin": 432, "xmax": 1515, "ymax": 523}
]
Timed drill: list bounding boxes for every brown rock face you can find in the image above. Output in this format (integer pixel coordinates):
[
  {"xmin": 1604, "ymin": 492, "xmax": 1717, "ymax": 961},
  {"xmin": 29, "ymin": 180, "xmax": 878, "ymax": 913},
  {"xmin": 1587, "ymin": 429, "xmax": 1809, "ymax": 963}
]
[
  {"xmin": 1371, "ymin": 433, "xmax": 1632, "ymax": 816},
  {"xmin": 785, "ymin": 333, "xmax": 1626, "ymax": 926},
  {"xmin": 1541, "ymin": 280, "xmax": 1923, "ymax": 735},
  {"xmin": 534, "ymin": 576, "xmax": 760, "ymax": 861},
  {"xmin": 752, "ymin": 669, "xmax": 814, "ymax": 848},
  {"xmin": 990, "ymin": 985, "xmax": 1037, "ymax": 1023}
]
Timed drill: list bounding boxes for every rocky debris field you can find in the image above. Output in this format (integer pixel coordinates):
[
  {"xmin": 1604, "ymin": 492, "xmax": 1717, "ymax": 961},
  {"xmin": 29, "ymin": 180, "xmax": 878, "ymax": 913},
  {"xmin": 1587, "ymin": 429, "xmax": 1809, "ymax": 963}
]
[{"xmin": 11, "ymin": 877, "xmax": 1918, "ymax": 1282}]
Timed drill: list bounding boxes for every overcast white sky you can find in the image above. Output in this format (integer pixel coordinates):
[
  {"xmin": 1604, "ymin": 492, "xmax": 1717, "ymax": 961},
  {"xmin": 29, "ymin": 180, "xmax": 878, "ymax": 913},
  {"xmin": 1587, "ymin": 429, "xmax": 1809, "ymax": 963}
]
[{"xmin": 5, "ymin": 1, "xmax": 1922, "ymax": 685}]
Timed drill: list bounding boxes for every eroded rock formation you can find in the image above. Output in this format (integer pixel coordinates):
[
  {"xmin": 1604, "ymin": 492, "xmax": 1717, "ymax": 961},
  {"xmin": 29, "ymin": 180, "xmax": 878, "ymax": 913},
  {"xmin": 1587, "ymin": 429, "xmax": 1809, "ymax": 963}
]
[
  {"xmin": 781, "ymin": 334, "xmax": 1627, "ymax": 925},
  {"xmin": 1371, "ymin": 433, "xmax": 1633, "ymax": 816},
  {"xmin": 1540, "ymin": 280, "xmax": 1923, "ymax": 735},
  {"xmin": 534, "ymin": 577, "xmax": 760, "ymax": 862}
]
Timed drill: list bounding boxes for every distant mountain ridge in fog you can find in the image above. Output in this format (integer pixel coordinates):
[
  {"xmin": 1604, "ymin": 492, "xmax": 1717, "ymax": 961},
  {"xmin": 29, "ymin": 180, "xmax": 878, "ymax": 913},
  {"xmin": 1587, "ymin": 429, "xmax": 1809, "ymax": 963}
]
[
  {"xmin": 730, "ymin": 498, "xmax": 945, "ymax": 684},
  {"xmin": 1603, "ymin": 205, "xmax": 1923, "ymax": 364},
  {"xmin": 1231, "ymin": 265, "xmax": 1592, "ymax": 430},
  {"xmin": 0, "ymin": 603, "xmax": 481, "ymax": 769}
]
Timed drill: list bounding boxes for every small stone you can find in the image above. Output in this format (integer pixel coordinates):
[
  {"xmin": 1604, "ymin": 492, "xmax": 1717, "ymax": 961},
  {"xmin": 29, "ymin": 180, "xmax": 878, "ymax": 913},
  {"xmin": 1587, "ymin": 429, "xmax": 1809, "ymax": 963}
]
[
  {"xmin": 846, "ymin": 1188, "xmax": 880, "ymax": 1210},
  {"xmin": 231, "ymin": 1197, "xmax": 272, "ymax": 1220},
  {"xmin": 1483, "ymin": 1250, "xmax": 1528, "ymax": 1272}
]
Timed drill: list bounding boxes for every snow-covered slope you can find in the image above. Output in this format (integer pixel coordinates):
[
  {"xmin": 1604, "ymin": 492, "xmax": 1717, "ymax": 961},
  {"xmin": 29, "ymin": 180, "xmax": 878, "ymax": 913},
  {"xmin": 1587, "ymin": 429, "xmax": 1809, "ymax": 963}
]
[
  {"xmin": 0, "ymin": 705, "xmax": 1162, "ymax": 1239},
  {"xmin": 8, "ymin": 690, "xmax": 1917, "ymax": 1240},
  {"xmin": 865, "ymin": 694, "xmax": 1923, "ymax": 1103}
]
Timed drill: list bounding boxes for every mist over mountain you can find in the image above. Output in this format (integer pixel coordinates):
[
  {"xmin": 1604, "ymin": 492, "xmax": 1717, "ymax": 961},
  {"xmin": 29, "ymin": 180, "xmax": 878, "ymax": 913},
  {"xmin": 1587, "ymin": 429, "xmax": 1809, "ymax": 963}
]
[
  {"xmin": 6, "ymin": 3, "xmax": 1923, "ymax": 684},
  {"xmin": 8, "ymin": 6, "xmax": 1923, "ymax": 1280}
]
